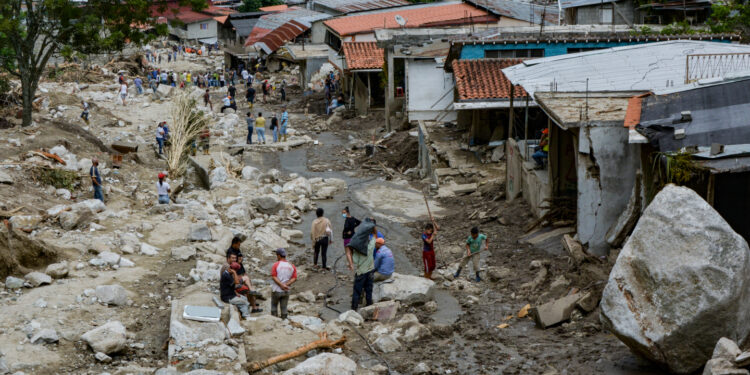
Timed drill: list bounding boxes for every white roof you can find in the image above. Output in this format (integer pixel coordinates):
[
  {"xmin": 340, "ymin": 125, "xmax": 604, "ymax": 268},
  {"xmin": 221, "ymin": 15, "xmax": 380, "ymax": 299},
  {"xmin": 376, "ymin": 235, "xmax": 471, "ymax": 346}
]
[{"xmin": 502, "ymin": 40, "xmax": 750, "ymax": 96}]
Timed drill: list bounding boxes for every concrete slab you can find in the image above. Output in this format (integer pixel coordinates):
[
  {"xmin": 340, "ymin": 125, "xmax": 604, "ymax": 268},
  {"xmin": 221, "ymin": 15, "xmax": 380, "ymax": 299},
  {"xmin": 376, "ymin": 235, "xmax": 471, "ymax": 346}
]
[{"xmin": 532, "ymin": 293, "xmax": 581, "ymax": 329}]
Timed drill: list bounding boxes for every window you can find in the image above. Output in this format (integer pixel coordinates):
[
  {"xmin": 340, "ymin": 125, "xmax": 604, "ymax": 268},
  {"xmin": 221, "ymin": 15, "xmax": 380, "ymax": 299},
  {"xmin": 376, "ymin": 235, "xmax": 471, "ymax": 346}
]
[
  {"xmin": 325, "ymin": 30, "xmax": 342, "ymax": 51},
  {"xmin": 484, "ymin": 49, "xmax": 545, "ymax": 58},
  {"xmin": 200, "ymin": 23, "xmax": 208, "ymax": 30},
  {"xmin": 567, "ymin": 47, "xmax": 606, "ymax": 53},
  {"xmin": 600, "ymin": 8, "xmax": 613, "ymax": 24}
]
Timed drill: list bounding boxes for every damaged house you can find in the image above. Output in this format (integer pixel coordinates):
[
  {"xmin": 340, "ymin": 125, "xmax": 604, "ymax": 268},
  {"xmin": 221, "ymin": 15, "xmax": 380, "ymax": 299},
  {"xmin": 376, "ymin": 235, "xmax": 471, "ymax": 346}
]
[{"xmin": 503, "ymin": 39, "xmax": 748, "ymax": 255}]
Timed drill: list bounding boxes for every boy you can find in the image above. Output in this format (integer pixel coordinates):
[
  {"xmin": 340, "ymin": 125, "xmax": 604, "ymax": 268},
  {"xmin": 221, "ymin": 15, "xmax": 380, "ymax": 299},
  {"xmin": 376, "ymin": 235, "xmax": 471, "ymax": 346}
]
[
  {"xmin": 455, "ymin": 227, "xmax": 489, "ymax": 282},
  {"xmin": 421, "ymin": 223, "xmax": 436, "ymax": 279}
]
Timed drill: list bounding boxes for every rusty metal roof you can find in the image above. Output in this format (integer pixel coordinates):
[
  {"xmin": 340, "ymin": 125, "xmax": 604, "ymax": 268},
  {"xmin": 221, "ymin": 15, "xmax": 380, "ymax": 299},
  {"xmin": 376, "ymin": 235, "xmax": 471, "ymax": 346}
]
[
  {"xmin": 315, "ymin": 0, "xmax": 410, "ymax": 14},
  {"xmin": 254, "ymin": 19, "xmax": 309, "ymax": 54}
]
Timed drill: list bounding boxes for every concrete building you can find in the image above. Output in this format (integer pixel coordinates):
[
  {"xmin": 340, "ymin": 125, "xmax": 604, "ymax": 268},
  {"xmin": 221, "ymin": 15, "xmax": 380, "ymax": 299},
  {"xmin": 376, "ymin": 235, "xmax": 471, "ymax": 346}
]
[
  {"xmin": 560, "ymin": 0, "xmax": 636, "ymax": 26},
  {"xmin": 339, "ymin": 42, "xmax": 385, "ymax": 114},
  {"xmin": 274, "ymin": 43, "xmax": 334, "ymax": 89},
  {"xmin": 503, "ymin": 40, "xmax": 748, "ymax": 256},
  {"xmin": 150, "ymin": 0, "xmax": 235, "ymax": 43},
  {"xmin": 243, "ymin": 7, "xmax": 331, "ymax": 59}
]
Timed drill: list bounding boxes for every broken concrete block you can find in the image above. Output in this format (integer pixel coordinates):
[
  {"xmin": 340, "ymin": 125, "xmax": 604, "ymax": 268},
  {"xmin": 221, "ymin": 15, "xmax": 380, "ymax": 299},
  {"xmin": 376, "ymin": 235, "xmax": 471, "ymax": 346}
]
[
  {"xmin": 450, "ymin": 183, "xmax": 477, "ymax": 195},
  {"xmin": 575, "ymin": 291, "xmax": 598, "ymax": 312},
  {"xmin": 561, "ymin": 234, "xmax": 586, "ymax": 265},
  {"xmin": 735, "ymin": 352, "xmax": 750, "ymax": 367},
  {"xmin": 358, "ymin": 301, "xmax": 400, "ymax": 322},
  {"xmin": 531, "ymin": 293, "xmax": 580, "ymax": 329},
  {"xmin": 702, "ymin": 358, "xmax": 749, "ymax": 375}
]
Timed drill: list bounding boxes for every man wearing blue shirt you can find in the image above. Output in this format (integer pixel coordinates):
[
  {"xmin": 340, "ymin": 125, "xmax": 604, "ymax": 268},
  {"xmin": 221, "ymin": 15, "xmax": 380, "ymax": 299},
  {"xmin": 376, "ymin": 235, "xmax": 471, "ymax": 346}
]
[
  {"xmin": 90, "ymin": 158, "xmax": 103, "ymax": 202},
  {"xmin": 373, "ymin": 238, "xmax": 394, "ymax": 282},
  {"xmin": 280, "ymin": 106, "xmax": 289, "ymax": 142}
]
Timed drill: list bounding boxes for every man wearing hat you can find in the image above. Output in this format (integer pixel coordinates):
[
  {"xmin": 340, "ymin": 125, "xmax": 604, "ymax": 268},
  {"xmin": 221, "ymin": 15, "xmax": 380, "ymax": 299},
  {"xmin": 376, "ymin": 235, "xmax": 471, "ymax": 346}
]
[
  {"xmin": 373, "ymin": 238, "xmax": 394, "ymax": 282},
  {"xmin": 532, "ymin": 128, "xmax": 549, "ymax": 168},
  {"xmin": 270, "ymin": 248, "xmax": 297, "ymax": 319},
  {"xmin": 156, "ymin": 172, "xmax": 171, "ymax": 204}
]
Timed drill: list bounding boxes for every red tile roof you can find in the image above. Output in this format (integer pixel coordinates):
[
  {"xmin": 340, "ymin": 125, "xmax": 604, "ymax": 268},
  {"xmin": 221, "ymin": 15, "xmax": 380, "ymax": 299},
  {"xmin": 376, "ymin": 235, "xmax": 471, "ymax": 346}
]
[
  {"xmin": 324, "ymin": 3, "xmax": 493, "ymax": 36},
  {"xmin": 452, "ymin": 58, "xmax": 527, "ymax": 101},
  {"xmin": 253, "ymin": 20, "xmax": 310, "ymax": 54},
  {"xmin": 624, "ymin": 93, "xmax": 650, "ymax": 127},
  {"xmin": 259, "ymin": 4, "xmax": 289, "ymax": 11},
  {"xmin": 342, "ymin": 42, "xmax": 384, "ymax": 70}
]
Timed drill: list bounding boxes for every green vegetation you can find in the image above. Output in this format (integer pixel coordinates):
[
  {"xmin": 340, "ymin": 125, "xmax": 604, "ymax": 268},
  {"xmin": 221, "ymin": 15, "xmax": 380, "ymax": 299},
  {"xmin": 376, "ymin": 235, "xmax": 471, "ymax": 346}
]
[
  {"xmin": 652, "ymin": 151, "xmax": 706, "ymax": 188},
  {"xmin": 34, "ymin": 168, "xmax": 80, "ymax": 191},
  {"xmin": 239, "ymin": 0, "xmax": 283, "ymax": 12},
  {"xmin": 707, "ymin": 2, "xmax": 750, "ymax": 39}
]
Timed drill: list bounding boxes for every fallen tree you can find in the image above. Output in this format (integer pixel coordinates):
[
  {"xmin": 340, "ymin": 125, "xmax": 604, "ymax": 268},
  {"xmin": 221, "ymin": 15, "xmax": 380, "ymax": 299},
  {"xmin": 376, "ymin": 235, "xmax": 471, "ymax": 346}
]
[{"xmin": 246, "ymin": 332, "xmax": 347, "ymax": 372}]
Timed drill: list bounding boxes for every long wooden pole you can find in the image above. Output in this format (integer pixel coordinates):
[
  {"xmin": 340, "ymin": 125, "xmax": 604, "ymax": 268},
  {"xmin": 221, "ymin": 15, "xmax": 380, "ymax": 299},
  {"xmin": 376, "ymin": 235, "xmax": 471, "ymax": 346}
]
[
  {"xmin": 422, "ymin": 190, "xmax": 445, "ymax": 268},
  {"xmin": 246, "ymin": 333, "xmax": 346, "ymax": 372}
]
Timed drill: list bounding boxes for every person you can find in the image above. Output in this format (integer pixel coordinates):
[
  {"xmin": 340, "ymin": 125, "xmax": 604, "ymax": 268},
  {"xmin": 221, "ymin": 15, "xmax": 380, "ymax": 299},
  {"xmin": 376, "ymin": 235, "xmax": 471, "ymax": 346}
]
[
  {"xmin": 186, "ymin": 72, "xmax": 192, "ymax": 87},
  {"xmin": 203, "ymin": 89, "xmax": 212, "ymax": 111},
  {"xmin": 156, "ymin": 122, "xmax": 165, "ymax": 155},
  {"xmin": 454, "ymin": 227, "xmax": 488, "ymax": 282},
  {"xmin": 228, "ymin": 84, "xmax": 236, "ymax": 99},
  {"xmin": 241, "ymin": 68, "xmax": 249, "ymax": 84},
  {"xmin": 245, "ymin": 112, "xmax": 254, "ymax": 145},
  {"xmin": 162, "ymin": 121, "xmax": 170, "ymax": 142},
  {"xmin": 220, "ymin": 95, "xmax": 236, "ymax": 113},
  {"xmin": 311, "ymin": 207, "xmax": 332, "ymax": 270},
  {"xmin": 327, "ymin": 94, "xmax": 340, "ymax": 115},
  {"xmin": 160, "ymin": 70, "xmax": 168, "ymax": 84},
  {"xmin": 219, "ymin": 71, "xmax": 226, "ymax": 87},
  {"xmin": 118, "ymin": 73, "xmax": 125, "ymax": 85},
  {"xmin": 341, "ymin": 206, "xmax": 361, "ymax": 248},
  {"xmin": 245, "ymin": 85, "xmax": 255, "ymax": 110},
  {"xmin": 149, "ymin": 76, "xmax": 158, "ymax": 94},
  {"xmin": 220, "ymin": 253, "xmax": 251, "ymax": 319},
  {"xmin": 261, "ymin": 80, "xmax": 268, "ymax": 102},
  {"xmin": 421, "ymin": 223, "xmax": 436, "ymax": 280},
  {"xmin": 533, "ymin": 128, "xmax": 549, "ymax": 168},
  {"xmin": 119, "ymin": 82, "xmax": 128, "ymax": 106},
  {"xmin": 200, "ymin": 127, "xmax": 210, "ymax": 154},
  {"xmin": 270, "ymin": 248, "xmax": 297, "ymax": 319},
  {"xmin": 346, "ymin": 223, "xmax": 376, "ymax": 311},
  {"xmin": 157, "ymin": 172, "xmax": 170, "ymax": 204},
  {"xmin": 134, "ymin": 76, "xmax": 143, "ymax": 95},
  {"xmin": 280, "ymin": 106, "xmax": 289, "ymax": 142},
  {"xmin": 279, "ymin": 79, "xmax": 286, "ymax": 102},
  {"xmin": 226, "ymin": 237, "xmax": 263, "ymax": 313},
  {"xmin": 255, "ymin": 112, "xmax": 266, "ymax": 144},
  {"xmin": 80, "ymin": 100, "xmax": 90, "ymax": 124},
  {"xmin": 373, "ymin": 238, "xmax": 394, "ymax": 282},
  {"xmin": 90, "ymin": 158, "xmax": 103, "ymax": 201},
  {"xmin": 270, "ymin": 113, "xmax": 278, "ymax": 143}
]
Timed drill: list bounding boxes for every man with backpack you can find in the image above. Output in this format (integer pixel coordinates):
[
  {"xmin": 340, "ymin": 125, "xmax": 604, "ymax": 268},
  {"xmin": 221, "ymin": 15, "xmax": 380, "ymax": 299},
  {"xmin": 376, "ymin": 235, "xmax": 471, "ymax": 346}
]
[{"xmin": 345, "ymin": 218, "xmax": 377, "ymax": 311}]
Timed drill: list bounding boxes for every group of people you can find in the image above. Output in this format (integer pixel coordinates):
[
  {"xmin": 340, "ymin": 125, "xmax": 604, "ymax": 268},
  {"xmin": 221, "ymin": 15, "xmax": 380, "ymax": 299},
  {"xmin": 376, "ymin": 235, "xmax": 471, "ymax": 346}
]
[{"xmin": 243, "ymin": 106, "xmax": 289, "ymax": 145}]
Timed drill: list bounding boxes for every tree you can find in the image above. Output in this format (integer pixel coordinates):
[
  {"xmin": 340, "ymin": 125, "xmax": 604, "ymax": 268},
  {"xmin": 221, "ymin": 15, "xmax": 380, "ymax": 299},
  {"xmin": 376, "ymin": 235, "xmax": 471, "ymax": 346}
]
[
  {"xmin": 707, "ymin": 2, "xmax": 750, "ymax": 40},
  {"xmin": 239, "ymin": 0, "xmax": 283, "ymax": 12},
  {"xmin": 0, "ymin": 0, "xmax": 203, "ymax": 127}
]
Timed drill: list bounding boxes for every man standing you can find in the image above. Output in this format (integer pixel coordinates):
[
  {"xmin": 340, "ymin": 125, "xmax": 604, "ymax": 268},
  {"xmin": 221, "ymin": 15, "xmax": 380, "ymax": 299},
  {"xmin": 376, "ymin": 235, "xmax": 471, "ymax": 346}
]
[
  {"xmin": 255, "ymin": 112, "xmax": 266, "ymax": 144},
  {"xmin": 90, "ymin": 158, "xmax": 103, "ymax": 202},
  {"xmin": 228, "ymin": 84, "xmax": 236, "ymax": 99},
  {"xmin": 270, "ymin": 248, "xmax": 297, "ymax": 319},
  {"xmin": 134, "ymin": 76, "xmax": 143, "ymax": 95},
  {"xmin": 373, "ymin": 238, "xmax": 394, "ymax": 282},
  {"xmin": 156, "ymin": 122, "xmax": 165, "ymax": 155},
  {"xmin": 220, "ymin": 252, "xmax": 251, "ymax": 319},
  {"xmin": 310, "ymin": 208, "xmax": 332, "ymax": 270},
  {"xmin": 119, "ymin": 81, "xmax": 128, "ymax": 106},
  {"xmin": 245, "ymin": 112, "xmax": 254, "ymax": 145},
  {"xmin": 203, "ymin": 89, "xmax": 213, "ymax": 111},
  {"xmin": 455, "ymin": 226, "xmax": 488, "ymax": 282},
  {"xmin": 241, "ymin": 68, "xmax": 249, "ymax": 84},
  {"xmin": 80, "ymin": 100, "xmax": 90, "ymax": 124},
  {"xmin": 346, "ymin": 221, "xmax": 377, "ymax": 311},
  {"xmin": 280, "ymin": 106, "xmax": 289, "ymax": 142},
  {"xmin": 341, "ymin": 206, "xmax": 361, "ymax": 248},
  {"xmin": 245, "ymin": 85, "xmax": 255, "ymax": 110}
]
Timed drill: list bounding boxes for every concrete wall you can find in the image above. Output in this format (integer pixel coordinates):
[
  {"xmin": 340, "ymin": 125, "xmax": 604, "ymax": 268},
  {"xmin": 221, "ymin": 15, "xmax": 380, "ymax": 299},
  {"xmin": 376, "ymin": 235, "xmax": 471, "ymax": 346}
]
[
  {"xmin": 573, "ymin": 0, "xmax": 635, "ymax": 25},
  {"xmin": 310, "ymin": 21, "xmax": 327, "ymax": 44},
  {"xmin": 498, "ymin": 17, "xmax": 537, "ymax": 27},
  {"xmin": 185, "ymin": 20, "xmax": 218, "ymax": 41},
  {"xmin": 576, "ymin": 124, "xmax": 640, "ymax": 255},
  {"xmin": 405, "ymin": 59, "xmax": 457, "ymax": 123},
  {"xmin": 459, "ymin": 38, "xmax": 731, "ymax": 59},
  {"xmin": 506, "ymin": 138, "xmax": 551, "ymax": 216}
]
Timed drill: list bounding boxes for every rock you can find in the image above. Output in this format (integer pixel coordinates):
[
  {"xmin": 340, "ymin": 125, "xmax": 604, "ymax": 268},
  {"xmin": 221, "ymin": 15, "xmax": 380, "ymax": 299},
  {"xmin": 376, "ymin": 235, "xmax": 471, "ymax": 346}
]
[
  {"xmin": 55, "ymin": 188, "xmax": 71, "ymax": 200},
  {"xmin": 59, "ymin": 207, "xmax": 93, "ymax": 230},
  {"xmin": 226, "ymin": 202, "xmax": 248, "ymax": 220},
  {"xmin": 281, "ymin": 228, "xmax": 304, "ymax": 241},
  {"xmin": 209, "ymin": 167, "xmax": 227, "ymax": 187},
  {"xmin": 30, "ymin": 329, "xmax": 58, "ymax": 344},
  {"xmin": 373, "ymin": 334, "xmax": 401, "ymax": 353},
  {"xmin": 5, "ymin": 276, "xmax": 24, "ymax": 289},
  {"xmin": 703, "ymin": 358, "xmax": 749, "ymax": 375},
  {"xmin": 338, "ymin": 310, "xmax": 364, "ymax": 326},
  {"xmin": 95, "ymin": 285, "xmax": 128, "ymax": 306},
  {"xmin": 373, "ymin": 273, "xmax": 435, "ymax": 305},
  {"xmin": 227, "ymin": 318, "xmax": 245, "ymax": 337},
  {"xmin": 0, "ymin": 169, "xmax": 13, "ymax": 184},
  {"xmin": 736, "ymin": 352, "xmax": 750, "ymax": 367},
  {"xmin": 600, "ymin": 185, "xmax": 750, "ymax": 374},
  {"xmin": 358, "ymin": 301, "xmax": 400, "ymax": 322},
  {"xmin": 576, "ymin": 291, "xmax": 598, "ymax": 312},
  {"xmin": 283, "ymin": 177, "xmax": 312, "ymax": 196},
  {"xmin": 171, "ymin": 246, "xmax": 196, "ymax": 261},
  {"xmin": 414, "ymin": 362, "xmax": 431, "ymax": 374},
  {"xmin": 95, "ymin": 352, "xmax": 112, "ymax": 363},
  {"xmin": 45, "ymin": 261, "xmax": 69, "ymax": 279},
  {"xmin": 251, "ymin": 194, "xmax": 282, "ymax": 214},
  {"xmin": 395, "ymin": 314, "xmax": 430, "ymax": 342},
  {"xmin": 81, "ymin": 321, "xmax": 127, "ymax": 354},
  {"xmin": 155, "ymin": 84, "xmax": 173, "ymax": 99},
  {"xmin": 188, "ymin": 223, "xmax": 212, "ymax": 241},
  {"xmin": 241, "ymin": 166, "xmax": 260, "ymax": 180},
  {"xmin": 33, "ymin": 298, "xmax": 47, "ymax": 308},
  {"xmin": 450, "ymin": 183, "xmax": 477, "ymax": 195},
  {"xmin": 252, "ymin": 226, "xmax": 289, "ymax": 250},
  {"xmin": 423, "ymin": 300, "xmax": 438, "ymax": 314},
  {"xmin": 297, "ymin": 290, "xmax": 316, "ymax": 303},
  {"xmin": 282, "ymin": 353, "xmax": 357, "ymax": 375},
  {"xmin": 532, "ymin": 294, "xmax": 581, "ymax": 328},
  {"xmin": 712, "ymin": 338, "xmax": 742, "ymax": 360},
  {"xmin": 93, "ymin": 251, "xmax": 121, "ymax": 266},
  {"xmin": 24, "ymin": 272, "xmax": 52, "ymax": 287},
  {"xmin": 486, "ymin": 266, "xmax": 511, "ymax": 282},
  {"xmin": 139, "ymin": 243, "xmax": 160, "ymax": 256},
  {"xmin": 8, "ymin": 215, "xmax": 42, "ymax": 232},
  {"xmin": 288, "ymin": 315, "xmax": 325, "ymax": 332}
]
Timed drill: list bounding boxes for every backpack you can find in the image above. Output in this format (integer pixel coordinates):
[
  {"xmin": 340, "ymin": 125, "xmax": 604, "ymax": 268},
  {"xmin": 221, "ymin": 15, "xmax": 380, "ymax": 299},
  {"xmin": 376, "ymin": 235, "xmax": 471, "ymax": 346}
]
[{"xmin": 347, "ymin": 220, "xmax": 375, "ymax": 255}]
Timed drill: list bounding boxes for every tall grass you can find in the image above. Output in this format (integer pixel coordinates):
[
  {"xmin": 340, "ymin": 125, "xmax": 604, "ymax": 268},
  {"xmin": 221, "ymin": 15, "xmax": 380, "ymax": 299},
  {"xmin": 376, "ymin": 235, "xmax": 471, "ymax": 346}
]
[{"xmin": 166, "ymin": 94, "xmax": 210, "ymax": 178}]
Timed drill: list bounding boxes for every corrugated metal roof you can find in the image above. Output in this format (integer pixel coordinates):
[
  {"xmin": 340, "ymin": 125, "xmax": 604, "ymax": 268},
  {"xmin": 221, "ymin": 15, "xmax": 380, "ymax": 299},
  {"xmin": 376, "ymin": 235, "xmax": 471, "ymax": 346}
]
[
  {"xmin": 228, "ymin": 18, "xmax": 259, "ymax": 37},
  {"xmin": 315, "ymin": 0, "xmax": 410, "ymax": 14},
  {"xmin": 465, "ymin": 0, "xmax": 559, "ymax": 25},
  {"xmin": 502, "ymin": 40, "xmax": 750, "ymax": 96},
  {"xmin": 244, "ymin": 7, "xmax": 331, "ymax": 47},
  {"xmin": 560, "ymin": 0, "xmax": 618, "ymax": 9},
  {"xmin": 254, "ymin": 20, "xmax": 309, "ymax": 54}
]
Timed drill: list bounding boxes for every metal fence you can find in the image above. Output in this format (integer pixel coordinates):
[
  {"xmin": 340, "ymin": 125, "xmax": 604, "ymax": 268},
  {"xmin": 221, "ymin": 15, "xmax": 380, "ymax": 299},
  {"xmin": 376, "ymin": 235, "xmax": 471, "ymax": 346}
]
[{"xmin": 686, "ymin": 53, "xmax": 750, "ymax": 83}]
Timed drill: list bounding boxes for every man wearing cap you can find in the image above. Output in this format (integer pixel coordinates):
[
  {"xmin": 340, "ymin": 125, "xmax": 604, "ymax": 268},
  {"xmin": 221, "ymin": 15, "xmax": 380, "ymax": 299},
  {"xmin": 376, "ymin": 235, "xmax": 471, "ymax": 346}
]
[
  {"xmin": 270, "ymin": 248, "xmax": 297, "ymax": 319},
  {"xmin": 533, "ymin": 128, "xmax": 549, "ymax": 168},
  {"xmin": 220, "ymin": 252, "xmax": 251, "ymax": 319},
  {"xmin": 220, "ymin": 94, "xmax": 236, "ymax": 113},
  {"xmin": 373, "ymin": 238, "xmax": 394, "ymax": 282},
  {"xmin": 90, "ymin": 158, "xmax": 103, "ymax": 201},
  {"xmin": 156, "ymin": 172, "xmax": 171, "ymax": 204}
]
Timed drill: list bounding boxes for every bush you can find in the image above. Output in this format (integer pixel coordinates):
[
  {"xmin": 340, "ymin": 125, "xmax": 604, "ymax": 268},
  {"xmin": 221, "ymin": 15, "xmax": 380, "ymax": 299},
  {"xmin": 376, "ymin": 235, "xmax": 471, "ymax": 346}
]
[{"xmin": 34, "ymin": 167, "xmax": 80, "ymax": 191}]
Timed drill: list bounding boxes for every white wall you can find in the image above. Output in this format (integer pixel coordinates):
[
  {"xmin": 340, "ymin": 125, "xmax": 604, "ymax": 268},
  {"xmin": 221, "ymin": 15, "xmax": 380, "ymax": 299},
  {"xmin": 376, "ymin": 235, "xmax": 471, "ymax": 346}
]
[
  {"xmin": 185, "ymin": 19, "xmax": 218, "ymax": 41},
  {"xmin": 405, "ymin": 59, "xmax": 457, "ymax": 123}
]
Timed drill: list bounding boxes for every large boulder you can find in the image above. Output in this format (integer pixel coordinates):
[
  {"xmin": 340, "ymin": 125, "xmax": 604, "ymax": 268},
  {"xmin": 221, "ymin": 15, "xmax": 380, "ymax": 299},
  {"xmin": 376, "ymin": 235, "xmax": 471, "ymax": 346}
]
[
  {"xmin": 251, "ymin": 194, "xmax": 282, "ymax": 214},
  {"xmin": 283, "ymin": 177, "xmax": 312, "ymax": 197},
  {"xmin": 209, "ymin": 167, "xmax": 227, "ymax": 188},
  {"xmin": 81, "ymin": 321, "xmax": 127, "ymax": 354},
  {"xmin": 24, "ymin": 272, "xmax": 52, "ymax": 287},
  {"xmin": 600, "ymin": 185, "xmax": 750, "ymax": 374},
  {"xmin": 282, "ymin": 353, "xmax": 356, "ymax": 375},
  {"xmin": 188, "ymin": 223, "xmax": 212, "ymax": 242},
  {"xmin": 96, "ymin": 284, "xmax": 128, "ymax": 306},
  {"xmin": 373, "ymin": 273, "xmax": 435, "ymax": 305},
  {"xmin": 241, "ymin": 166, "xmax": 260, "ymax": 180}
]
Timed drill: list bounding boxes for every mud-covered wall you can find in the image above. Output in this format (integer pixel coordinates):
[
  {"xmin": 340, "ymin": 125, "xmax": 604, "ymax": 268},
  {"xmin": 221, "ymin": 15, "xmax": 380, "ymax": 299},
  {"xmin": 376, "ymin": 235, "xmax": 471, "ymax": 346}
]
[{"xmin": 577, "ymin": 124, "xmax": 640, "ymax": 256}]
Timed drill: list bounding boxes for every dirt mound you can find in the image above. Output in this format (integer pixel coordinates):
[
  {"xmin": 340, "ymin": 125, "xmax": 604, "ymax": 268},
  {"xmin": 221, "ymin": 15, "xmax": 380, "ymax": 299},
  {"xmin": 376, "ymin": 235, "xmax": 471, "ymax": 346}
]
[
  {"xmin": 378, "ymin": 131, "xmax": 418, "ymax": 171},
  {"xmin": 0, "ymin": 224, "xmax": 58, "ymax": 278}
]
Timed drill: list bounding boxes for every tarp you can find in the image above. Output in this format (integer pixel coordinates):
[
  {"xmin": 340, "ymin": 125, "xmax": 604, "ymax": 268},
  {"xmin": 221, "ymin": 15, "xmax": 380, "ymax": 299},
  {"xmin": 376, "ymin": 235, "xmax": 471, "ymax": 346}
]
[{"xmin": 347, "ymin": 219, "xmax": 375, "ymax": 255}]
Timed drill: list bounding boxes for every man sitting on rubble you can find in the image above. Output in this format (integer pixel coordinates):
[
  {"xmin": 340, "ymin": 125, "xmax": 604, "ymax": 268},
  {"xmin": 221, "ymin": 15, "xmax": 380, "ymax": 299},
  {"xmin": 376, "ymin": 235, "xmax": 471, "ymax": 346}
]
[
  {"xmin": 373, "ymin": 237, "xmax": 394, "ymax": 282},
  {"xmin": 220, "ymin": 253, "xmax": 251, "ymax": 319},
  {"xmin": 533, "ymin": 128, "xmax": 549, "ymax": 169},
  {"xmin": 226, "ymin": 237, "xmax": 263, "ymax": 313}
]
